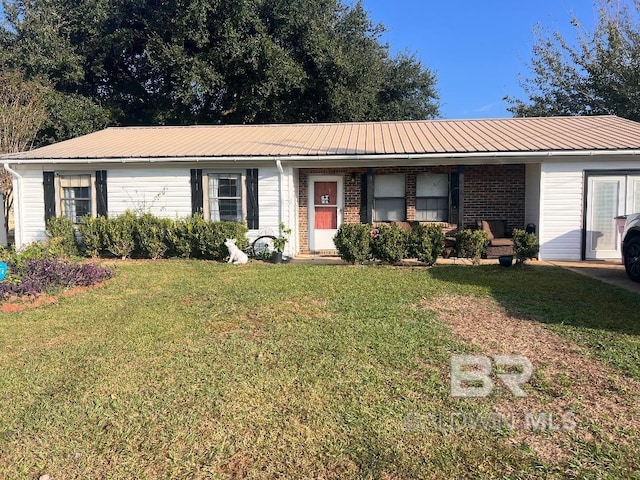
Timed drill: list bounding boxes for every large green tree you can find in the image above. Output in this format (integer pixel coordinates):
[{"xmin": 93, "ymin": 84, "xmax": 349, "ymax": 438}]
[
  {"xmin": 1, "ymin": 0, "xmax": 438, "ymax": 135},
  {"xmin": 508, "ymin": 0, "xmax": 640, "ymax": 120}
]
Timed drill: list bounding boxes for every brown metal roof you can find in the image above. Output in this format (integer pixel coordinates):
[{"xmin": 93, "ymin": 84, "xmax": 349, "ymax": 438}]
[{"xmin": 5, "ymin": 115, "xmax": 640, "ymax": 161}]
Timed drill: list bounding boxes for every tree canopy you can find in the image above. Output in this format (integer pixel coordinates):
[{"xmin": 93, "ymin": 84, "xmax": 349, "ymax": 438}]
[
  {"xmin": 0, "ymin": 0, "xmax": 439, "ymax": 144},
  {"xmin": 509, "ymin": 0, "xmax": 640, "ymax": 120}
]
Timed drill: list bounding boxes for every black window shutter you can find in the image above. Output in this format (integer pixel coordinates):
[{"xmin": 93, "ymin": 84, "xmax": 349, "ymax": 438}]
[
  {"xmin": 360, "ymin": 171, "xmax": 373, "ymax": 224},
  {"xmin": 449, "ymin": 172, "xmax": 460, "ymax": 224},
  {"xmin": 43, "ymin": 171, "xmax": 56, "ymax": 223},
  {"xmin": 190, "ymin": 169, "xmax": 203, "ymax": 215},
  {"xmin": 360, "ymin": 173, "xmax": 368, "ymax": 223},
  {"xmin": 95, "ymin": 170, "xmax": 108, "ymax": 216},
  {"xmin": 245, "ymin": 168, "xmax": 259, "ymax": 229}
]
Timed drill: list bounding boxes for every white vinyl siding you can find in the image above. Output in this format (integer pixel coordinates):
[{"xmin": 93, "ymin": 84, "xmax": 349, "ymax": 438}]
[
  {"xmin": 15, "ymin": 166, "xmax": 47, "ymax": 246},
  {"xmin": 539, "ymin": 168, "xmax": 584, "ymax": 261},
  {"xmin": 108, "ymin": 168, "xmax": 192, "ymax": 218},
  {"xmin": 539, "ymin": 158, "xmax": 640, "ymax": 261},
  {"xmin": 251, "ymin": 166, "xmax": 296, "ymax": 255},
  {"xmin": 629, "ymin": 177, "xmax": 640, "ymax": 212}
]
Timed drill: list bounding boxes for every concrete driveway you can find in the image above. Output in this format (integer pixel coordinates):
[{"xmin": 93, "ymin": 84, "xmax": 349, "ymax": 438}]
[{"xmin": 548, "ymin": 260, "xmax": 640, "ymax": 295}]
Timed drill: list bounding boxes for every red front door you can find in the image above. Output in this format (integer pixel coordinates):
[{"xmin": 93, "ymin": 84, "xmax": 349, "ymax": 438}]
[{"xmin": 309, "ymin": 177, "xmax": 343, "ymax": 251}]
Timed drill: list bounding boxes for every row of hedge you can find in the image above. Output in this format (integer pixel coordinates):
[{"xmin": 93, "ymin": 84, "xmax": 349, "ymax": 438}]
[
  {"xmin": 334, "ymin": 223, "xmax": 446, "ymax": 265},
  {"xmin": 47, "ymin": 213, "xmax": 248, "ymax": 260},
  {"xmin": 46, "ymin": 213, "xmax": 539, "ymax": 264},
  {"xmin": 333, "ymin": 223, "xmax": 539, "ymax": 265}
]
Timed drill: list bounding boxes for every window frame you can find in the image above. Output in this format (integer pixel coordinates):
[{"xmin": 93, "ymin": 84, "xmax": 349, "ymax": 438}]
[
  {"xmin": 203, "ymin": 171, "xmax": 247, "ymax": 223},
  {"xmin": 54, "ymin": 172, "xmax": 97, "ymax": 224},
  {"xmin": 373, "ymin": 173, "xmax": 406, "ymax": 222},
  {"xmin": 415, "ymin": 173, "xmax": 451, "ymax": 222}
]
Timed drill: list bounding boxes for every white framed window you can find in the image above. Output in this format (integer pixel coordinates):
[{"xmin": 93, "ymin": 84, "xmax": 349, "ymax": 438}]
[
  {"xmin": 416, "ymin": 173, "xmax": 449, "ymax": 222},
  {"xmin": 374, "ymin": 174, "xmax": 405, "ymax": 221},
  {"xmin": 55, "ymin": 173, "xmax": 96, "ymax": 224},
  {"xmin": 205, "ymin": 172, "xmax": 245, "ymax": 222}
]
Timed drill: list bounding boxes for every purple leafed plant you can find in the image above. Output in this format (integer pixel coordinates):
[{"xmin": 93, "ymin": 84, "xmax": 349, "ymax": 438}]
[{"xmin": 0, "ymin": 259, "xmax": 113, "ymax": 299}]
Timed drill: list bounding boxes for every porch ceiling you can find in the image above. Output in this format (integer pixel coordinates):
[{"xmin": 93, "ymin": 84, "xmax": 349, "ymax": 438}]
[{"xmin": 5, "ymin": 115, "xmax": 640, "ymax": 162}]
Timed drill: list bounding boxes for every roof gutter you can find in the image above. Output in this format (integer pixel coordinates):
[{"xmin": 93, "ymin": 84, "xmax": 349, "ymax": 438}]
[
  {"xmin": 2, "ymin": 162, "xmax": 22, "ymax": 248},
  {"xmin": 275, "ymin": 159, "xmax": 285, "ymax": 233},
  {"xmin": 3, "ymin": 148, "xmax": 640, "ymax": 165}
]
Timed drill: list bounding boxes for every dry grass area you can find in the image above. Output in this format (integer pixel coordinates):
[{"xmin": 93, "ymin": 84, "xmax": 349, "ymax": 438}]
[{"xmin": 419, "ymin": 295, "xmax": 640, "ymax": 467}]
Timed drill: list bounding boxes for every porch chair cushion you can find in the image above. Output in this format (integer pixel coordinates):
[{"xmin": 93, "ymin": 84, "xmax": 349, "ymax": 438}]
[
  {"xmin": 488, "ymin": 237, "xmax": 514, "ymax": 247},
  {"xmin": 479, "ymin": 220, "xmax": 506, "ymax": 240}
]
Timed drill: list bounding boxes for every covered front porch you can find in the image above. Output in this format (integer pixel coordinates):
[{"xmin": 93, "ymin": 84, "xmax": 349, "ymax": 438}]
[{"xmin": 297, "ymin": 163, "xmax": 540, "ymax": 255}]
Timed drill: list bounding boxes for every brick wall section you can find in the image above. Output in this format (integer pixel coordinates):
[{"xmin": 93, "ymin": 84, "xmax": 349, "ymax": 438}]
[{"xmin": 463, "ymin": 164, "xmax": 526, "ymax": 230}]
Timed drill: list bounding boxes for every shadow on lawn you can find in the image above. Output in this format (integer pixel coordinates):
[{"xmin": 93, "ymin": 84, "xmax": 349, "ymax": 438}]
[{"xmin": 426, "ymin": 263, "xmax": 640, "ymax": 337}]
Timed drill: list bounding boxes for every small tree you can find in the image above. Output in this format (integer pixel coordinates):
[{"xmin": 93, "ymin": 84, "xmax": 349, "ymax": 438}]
[
  {"xmin": 371, "ymin": 223, "xmax": 409, "ymax": 264},
  {"xmin": 512, "ymin": 229, "xmax": 540, "ymax": 264},
  {"xmin": 408, "ymin": 224, "xmax": 445, "ymax": 266},
  {"xmin": 334, "ymin": 223, "xmax": 372, "ymax": 264},
  {"xmin": 0, "ymin": 71, "xmax": 49, "ymax": 235},
  {"xmin": 455, "ymin": 230, "xmax": 489, "ymax": 265}
]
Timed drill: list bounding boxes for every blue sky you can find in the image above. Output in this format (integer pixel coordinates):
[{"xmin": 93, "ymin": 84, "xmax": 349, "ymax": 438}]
[{"xmin": 360, "ymin": 0, "xmax": 602, "ymax": 119}]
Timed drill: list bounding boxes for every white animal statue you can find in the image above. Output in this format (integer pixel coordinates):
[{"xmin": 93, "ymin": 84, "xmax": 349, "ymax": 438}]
[{"xmin": 224, "ymin": 238, "xmax": 248, "ymax": 265}]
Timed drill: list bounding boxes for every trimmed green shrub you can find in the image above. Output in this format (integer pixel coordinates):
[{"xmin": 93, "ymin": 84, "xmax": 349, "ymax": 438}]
[
  {"xmin": 333, "ymin": 223, "xmax": 372, "ymax": 264},
  {"xmin": 190, "ymin": 214, "xmax": 216, "ymax": 259},
  {"xmin": 134, "ymin": 213, "xmax": 171, "ymax": 259},
  {"xmin": 78, "ymin": 215, "xmax": 109, "ymax": 257},
  {"xmin": 103, "ymin": 211, "xmax": 137, "ymax": 259},
  {"xmin": 371, "ymin": 223, "xmax": 408, "ymax": 264},
  {"xmin": 409, "ymin": 224, "xmax": 445, "ymax": 266},
  {"xmin": 455, "ymin": 229, "xmax": 489, "ymax": 265},
  {"xmin": 168, "ymin": 215, "xmax": 248, "ymax": 260},
  {"xmin": 46, "ymin": 216, "xmax": 80, "ymax": 257},
  {"xmin": 167, "ymin": 215, "xmax": 202, "ymax": 258},
  {"xmin": 200, "ymin": 221, "xmax": 249, "ymax": 260},
  {"xmin": 513, "ymin": 229, "xmax": 540, "ymax": 264}
]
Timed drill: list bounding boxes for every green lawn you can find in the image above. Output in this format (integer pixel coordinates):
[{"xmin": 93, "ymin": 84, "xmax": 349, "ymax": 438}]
[{"xmin": 0, "ymin": 262, "xmax": 638, "ymax": 479}]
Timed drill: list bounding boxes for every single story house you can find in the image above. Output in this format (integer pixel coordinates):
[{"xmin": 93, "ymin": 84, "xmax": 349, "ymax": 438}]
[{"xmin": 2, "ymin": 115, "xmax": 640, "ymax": 261}]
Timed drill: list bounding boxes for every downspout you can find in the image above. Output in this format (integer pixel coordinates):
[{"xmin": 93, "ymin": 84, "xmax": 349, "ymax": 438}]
[
  {"xmin": 2, "ymin": 162, "xmax": 22, "ymax": 248},
  {"xmin": 275, "ymin": 158, "xmax": 285, "ymax": 230}
]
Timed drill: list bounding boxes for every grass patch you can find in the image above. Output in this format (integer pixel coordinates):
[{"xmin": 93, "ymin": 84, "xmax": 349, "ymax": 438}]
[
  {"xmin": 429, "ymin": 264, "xmax": 640, "ymax": 380},
  {"xmin": 0, "ymin": 262, "xmax": 638, "ymax": 478}
]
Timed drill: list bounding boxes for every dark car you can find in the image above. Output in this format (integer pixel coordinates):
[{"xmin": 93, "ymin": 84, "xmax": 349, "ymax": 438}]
[{"xmin": 622, "ymin": 213, "xmax": 640, "ymax": 282}]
